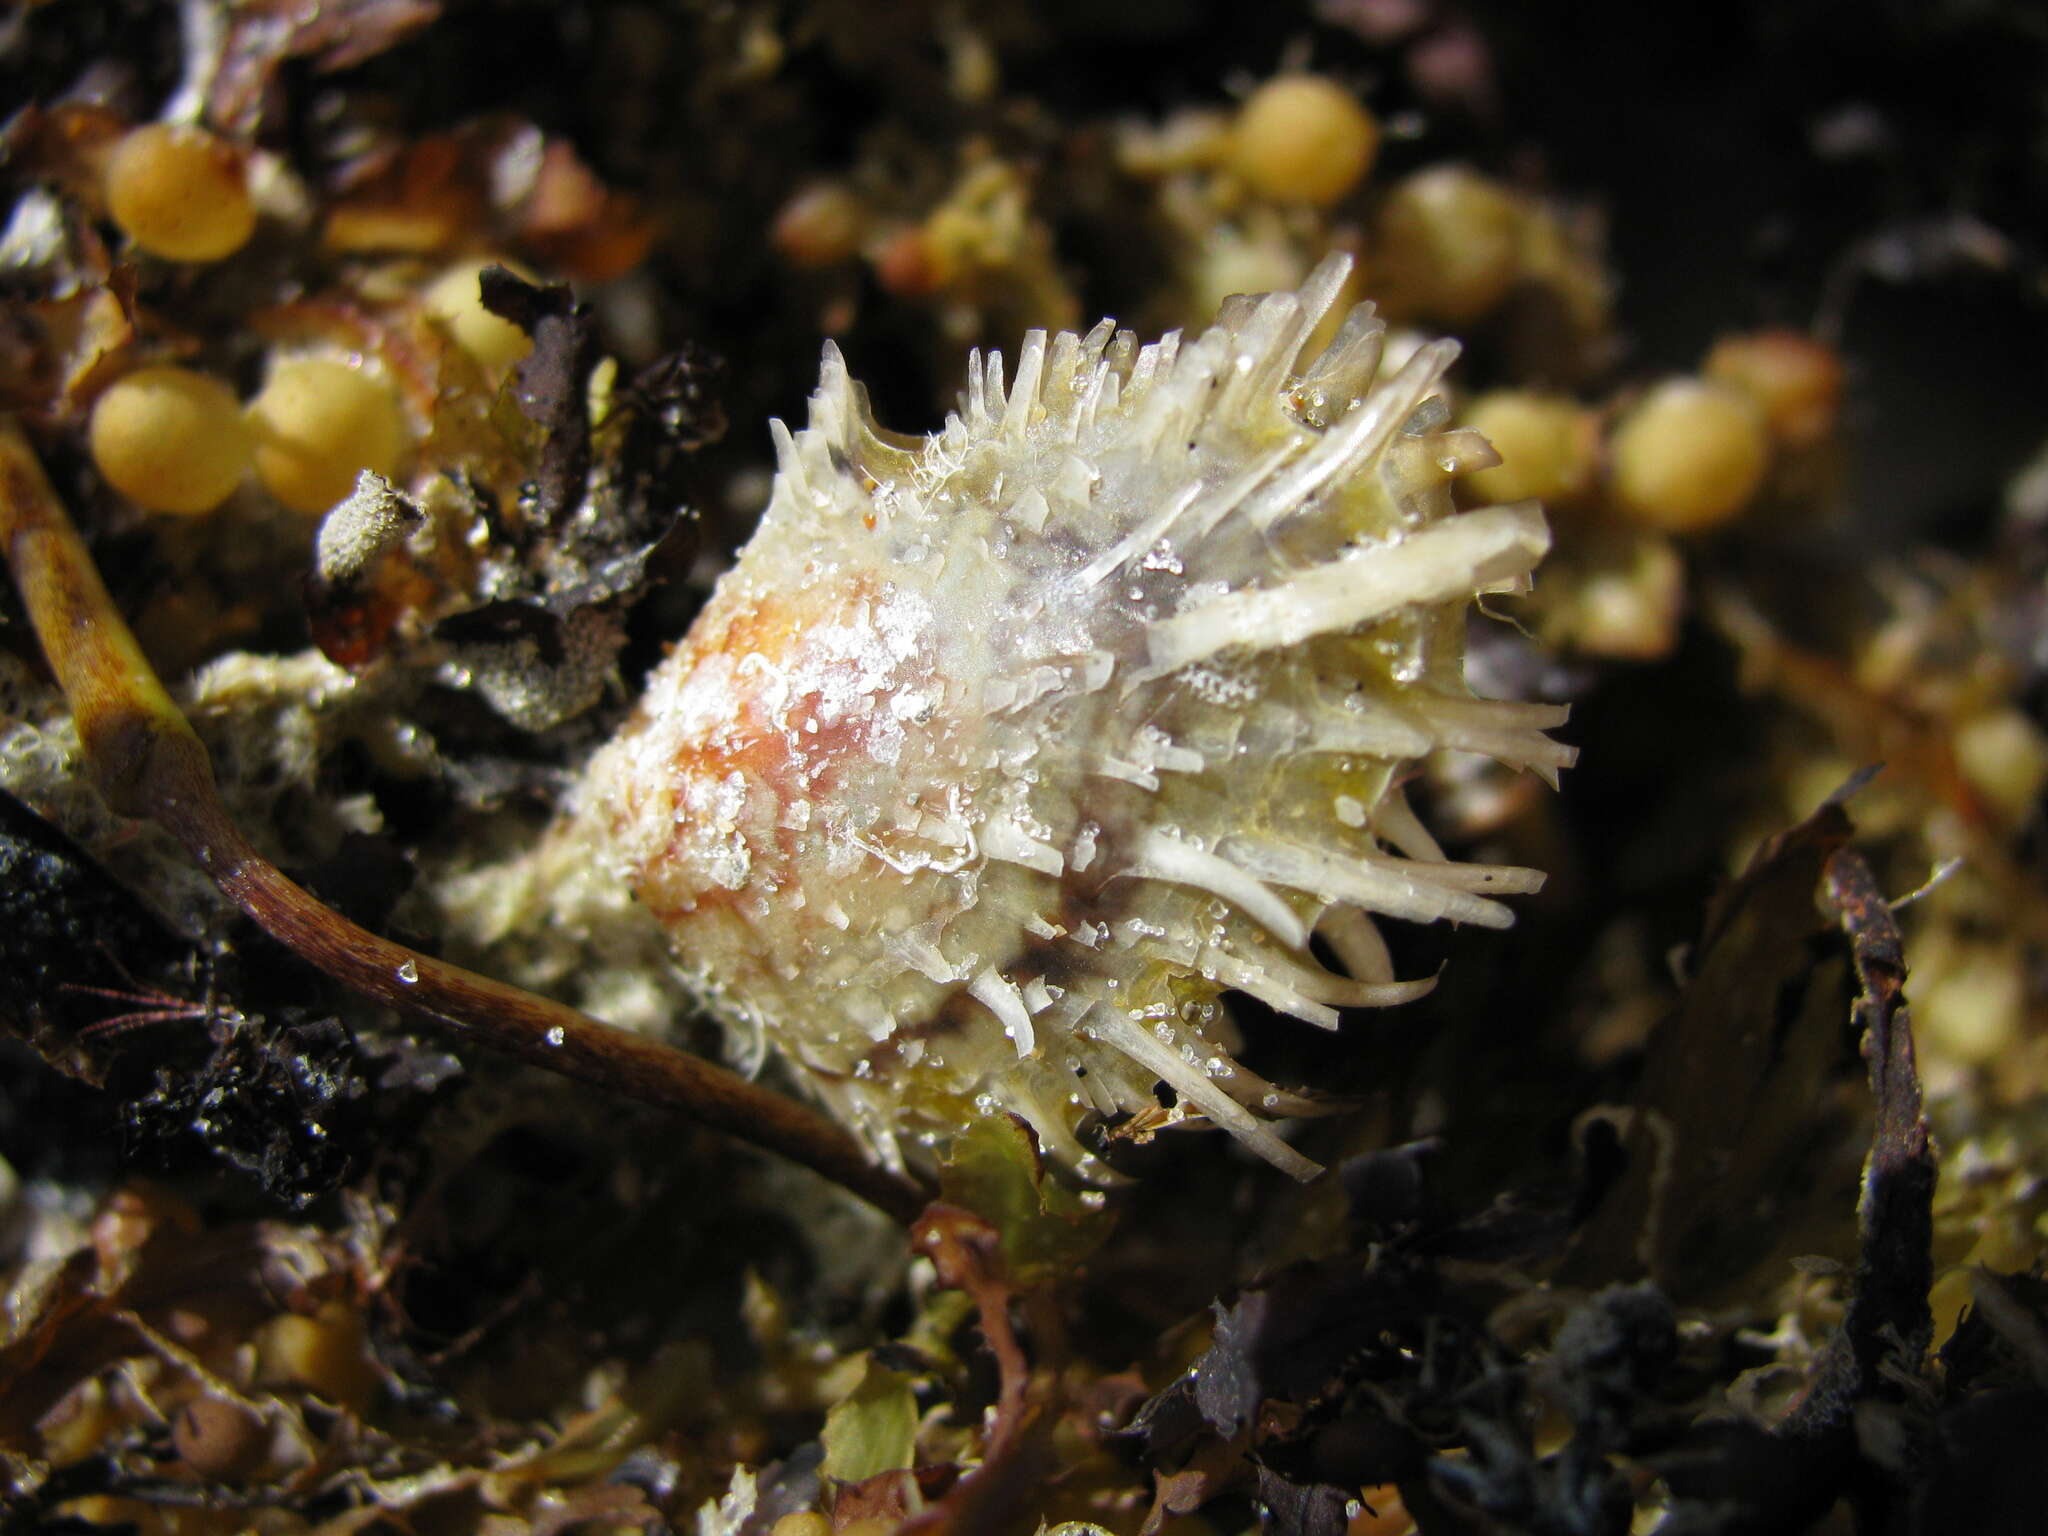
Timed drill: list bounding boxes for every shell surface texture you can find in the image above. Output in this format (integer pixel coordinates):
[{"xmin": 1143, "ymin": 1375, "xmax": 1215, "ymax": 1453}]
[{"xmin": 582, "ymin": 256, "xmax": 1572, "ymax": 1178}]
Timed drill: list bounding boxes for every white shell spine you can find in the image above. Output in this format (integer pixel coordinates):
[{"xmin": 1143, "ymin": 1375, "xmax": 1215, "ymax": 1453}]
[{"xmin": 582, "ymin": 254, "xmax": 1572, "ymax": 1179}]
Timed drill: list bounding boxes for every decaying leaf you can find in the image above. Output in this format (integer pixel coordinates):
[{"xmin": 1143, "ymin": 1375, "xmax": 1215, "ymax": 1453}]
[
  {"xmin": 208, "ymin": 0, "xmax": 444, "ymax": 135},
  {"xmin": 1561, "ymin": 786, "xmax": 1868, "ymax": 1299},
  {"xmin": 821, "ymin": 1358, "xmax": 920, "ymax": 1484},
  {"xmin": 935, "ymin": 1113, "xmax": 1110, "ymax": 1289}
]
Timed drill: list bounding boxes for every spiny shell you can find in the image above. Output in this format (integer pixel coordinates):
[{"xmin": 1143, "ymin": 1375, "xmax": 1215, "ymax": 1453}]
[{"xmin": 580, "ymin": 256, "xmax": 1572, "ymax": 1178}]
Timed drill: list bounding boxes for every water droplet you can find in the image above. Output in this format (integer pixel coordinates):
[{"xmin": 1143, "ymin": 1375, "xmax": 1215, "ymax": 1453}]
[
  {"xmin": 396, "ymin": 960, "xmax": 419, "ymax": 984},
  {"xmin": 545, "ymin": 1025, "xmax": 566, "ymax": 1046}
]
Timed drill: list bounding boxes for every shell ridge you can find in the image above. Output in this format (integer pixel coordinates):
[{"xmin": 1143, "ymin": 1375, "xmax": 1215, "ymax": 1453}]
[
  {"xmin": 1003, "ymin": 331, "xmax": 1048, "ymax": 443},
  {"xmin": 1125, "ymin": 825, "xmax": 1311, "ymax": 950},
  {"xmin": 1146, "ymin": 500, "xmax": 1551, "ymax": 673},
  {"xmin": 1081, "ymin": 1005, "xmax": 1324, "ymax": 1181},
  {"xmin": 1240, "ymin": 337, "xmax": 1458, "ymax": 535},
  {"xmin": 1223, "ymin": 834, "xmax": 1517, "ymax": 929},
  {"xmin": 1288, "ymin": 252, "xmax": 1357, "ymax": 355}
]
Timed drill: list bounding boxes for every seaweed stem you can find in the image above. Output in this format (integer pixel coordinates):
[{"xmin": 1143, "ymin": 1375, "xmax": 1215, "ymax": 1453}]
[{"xmin": 0, "ymin": 419, "xmax": 931, "ymax": 1225}]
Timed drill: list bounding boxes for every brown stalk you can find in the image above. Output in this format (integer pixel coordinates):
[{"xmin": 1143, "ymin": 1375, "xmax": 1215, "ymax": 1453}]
[{"xmin": 0, "ymin": 420, "xmax": 930, "ymax": 1224}]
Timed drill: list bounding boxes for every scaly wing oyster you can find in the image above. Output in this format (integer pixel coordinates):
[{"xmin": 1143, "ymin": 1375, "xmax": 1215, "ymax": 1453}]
[{"xmin": 579, "ymin": 255, "xmax": 1572, "ymax": 1178}]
